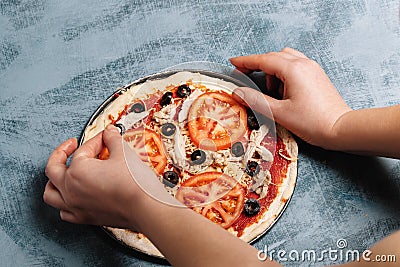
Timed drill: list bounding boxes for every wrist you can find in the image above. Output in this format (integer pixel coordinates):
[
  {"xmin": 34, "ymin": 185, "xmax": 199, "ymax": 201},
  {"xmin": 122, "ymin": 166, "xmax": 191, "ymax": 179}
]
[
  {"xmin": 324, "ymin": 109, "xmax": 354, "ymax": 151},
  {"xmin": 125, "ymin": 177, "xmax": 181, "ymax": 233},
  {"xmin": 126, "ymin": 189, "xmax": 149, "ymax": 233}
]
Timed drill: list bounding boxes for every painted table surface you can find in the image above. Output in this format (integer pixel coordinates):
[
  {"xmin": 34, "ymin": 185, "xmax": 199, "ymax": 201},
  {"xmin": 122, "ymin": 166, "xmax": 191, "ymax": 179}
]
[{"xmin": 1, "ymin": 1, "xmax": 400, "ymax": 266}]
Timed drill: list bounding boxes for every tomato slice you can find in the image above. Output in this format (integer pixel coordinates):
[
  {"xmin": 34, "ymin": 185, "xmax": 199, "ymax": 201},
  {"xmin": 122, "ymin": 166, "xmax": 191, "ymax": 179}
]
[
  {"xmin": 188, "ymin": 91, "xmax": 247, "ymax": 151},
  {"xmin": 176, "ymin": 172, "xmax": 245, "ymax": 228},
  {"xmin": 98, "ymin": 147, "xmax": 110, "ymax": 160},
  {"xmin": 123, "ymin": 127, "xmax": 167, "ymax": 175}
]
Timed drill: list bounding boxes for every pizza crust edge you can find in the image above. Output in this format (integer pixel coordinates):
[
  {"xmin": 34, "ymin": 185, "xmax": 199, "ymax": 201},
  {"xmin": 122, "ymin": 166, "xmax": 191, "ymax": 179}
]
[
  {"xmin": 240, "ymin": 125, "xmax": 298, "ymax": 243},
  {"xmin": 82, "ymin": 71, "xmax": 298, "ymax": 258}
]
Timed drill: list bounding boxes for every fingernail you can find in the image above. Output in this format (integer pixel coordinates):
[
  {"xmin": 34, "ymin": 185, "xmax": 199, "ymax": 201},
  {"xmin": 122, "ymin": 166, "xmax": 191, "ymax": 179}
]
[
  {"xmin": 106, "ymin": 124, "xmax": 119, "ymax": 133},
  {"xmin": 62, "ymin": 138, "xmax": 76, "ymax": 148}
]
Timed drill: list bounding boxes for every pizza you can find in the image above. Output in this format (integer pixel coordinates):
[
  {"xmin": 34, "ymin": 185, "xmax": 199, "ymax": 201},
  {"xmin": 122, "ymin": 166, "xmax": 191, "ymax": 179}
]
[{"xmin": 81, "ymin": 71, "xmax": 298, "ymax": 258}]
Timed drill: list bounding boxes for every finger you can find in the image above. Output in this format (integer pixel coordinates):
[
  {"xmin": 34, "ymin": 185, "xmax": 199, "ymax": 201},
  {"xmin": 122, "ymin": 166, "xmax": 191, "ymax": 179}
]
[
  {"xmin": 103, "ymin": 125, "xmax": 123, "ymax": 159},
  {"xmin": 43, "ymin": 181, "xmax": 68, "ymax": 210},
  {"xmin": 231, "ymin": 52, "xmax": 295, "ymax": 70},
  {"xmin": 281, "ymin": 47, "xmax": 308, "ymax": 59},
  {"xmin": 230, "ymin": 54, "xmax": 265, "ymax": 73},
  {"xmin": 45, "ymin": 138, "xmax": 77, "ymax": 185},
  {"xmin": 233, "ymin": 66, "xmax": 259, "ymax": 74},
  {"xmin": 230, "ymin": 54, "xmax": 266, "ymax": 73},
  {"xmin": 230, "ymin": 53, "xmax": 291, "ymax": 82},
  {"xmin": 60, "ymin": 210, "xmax": 79, "ymax": 223},
  {"xmin": 73, "ymin": 130, "xmax": 104, "ymax": 160},
  {"xmin": 233, "ymin": 87, "xmax": 282, "ymax": 119}
]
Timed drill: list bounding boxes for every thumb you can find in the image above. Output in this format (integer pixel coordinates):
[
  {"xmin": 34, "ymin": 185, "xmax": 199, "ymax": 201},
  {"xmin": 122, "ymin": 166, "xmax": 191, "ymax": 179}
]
[
  {"xmin": 233, "ymin": 87, "xmax": 280, "ymax": 119},
  {"xmin": 103, "ymin": 125, "xmax": 123, "ymax": 158}
]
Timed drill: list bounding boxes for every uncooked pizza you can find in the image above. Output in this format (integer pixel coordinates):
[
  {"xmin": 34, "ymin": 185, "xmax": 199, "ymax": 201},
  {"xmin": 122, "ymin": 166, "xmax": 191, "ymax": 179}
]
[{"xmin": 81, "ymin": 71, "xmax": 298, "ymax": 258}]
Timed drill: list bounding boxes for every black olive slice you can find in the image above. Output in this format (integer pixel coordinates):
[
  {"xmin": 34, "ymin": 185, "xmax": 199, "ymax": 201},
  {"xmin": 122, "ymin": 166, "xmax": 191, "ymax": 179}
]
[
  {"xmin": 176, "ymin": 84, "xmax": 191, "ymax": 98},
  {"xmin": 161, "ymin": 123, "xmax": 176, "ymax": 137},
  {"xmin": 190, "ymin": 150, "xmax": 206, "ymax": 165},
  {"xmin": 243, "ymin": 198, "xmax": 261, "ymax": 216},
  {"xmin": 247, "ymin": 109, "xmax": 260, "ymax": 130},
  {"xmin": 163, "ymin": 171, "xmax": 179, "ymax": 187},
  {"xmin": 231, "ymin": 142, "xmax": 245, "ymax": 157},
  {"xmin": 160, "ymin": 92, "xmax": 173, "ymax": 107},
  {"xmin": 130, "ymin": 102, "xmax": 145, "ymax": 113},
  {"xmin": 114, "ymin": 123, "xmax": 125, "ymax": 135},
  {"xmin": 245, "ymin": 161, "xmax": 260, "ymax": 177}
]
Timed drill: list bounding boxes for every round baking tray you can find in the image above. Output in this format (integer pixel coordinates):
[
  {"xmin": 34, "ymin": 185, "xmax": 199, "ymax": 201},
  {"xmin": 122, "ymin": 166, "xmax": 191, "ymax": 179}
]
[{"xmin": 78, "ymin": 67, "xmax": 294, "ymax": 259}]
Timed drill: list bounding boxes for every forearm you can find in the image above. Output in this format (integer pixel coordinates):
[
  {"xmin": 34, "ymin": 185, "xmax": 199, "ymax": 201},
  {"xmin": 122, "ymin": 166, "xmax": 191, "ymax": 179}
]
[
  {"xmin": 339, "ymin": 230, "xmax": 400, "ymax": 267},
  {"xmin": 133, "ymin": 191, "xmax": 280, "ymax": 267},
  {"xmin": 330, "ymin": 105, "xmax": 400, "ymax": 158}
]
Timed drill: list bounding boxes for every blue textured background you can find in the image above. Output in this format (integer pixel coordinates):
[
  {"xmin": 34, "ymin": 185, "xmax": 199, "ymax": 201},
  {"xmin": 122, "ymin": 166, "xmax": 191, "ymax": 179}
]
[{"xmin": 1, "ymin": 1, "xmax": 399, "ymax": 266}]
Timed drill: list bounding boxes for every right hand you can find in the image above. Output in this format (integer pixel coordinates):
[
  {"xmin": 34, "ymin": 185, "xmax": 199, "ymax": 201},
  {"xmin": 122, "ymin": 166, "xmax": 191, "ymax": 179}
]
[{"xmin": 230, "ymin": 47, "xmax": 352, "ymax": 149}]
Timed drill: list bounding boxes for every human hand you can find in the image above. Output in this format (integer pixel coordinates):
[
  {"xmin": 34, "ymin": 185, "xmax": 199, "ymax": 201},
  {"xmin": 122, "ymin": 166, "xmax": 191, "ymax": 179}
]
[
  {"xmin": 230, "ymin": 47, "xmax": 352, "ymax": 149},
  {"xmin": 43, "ymin": 125, "xmax": 159, "ymax": 230}
]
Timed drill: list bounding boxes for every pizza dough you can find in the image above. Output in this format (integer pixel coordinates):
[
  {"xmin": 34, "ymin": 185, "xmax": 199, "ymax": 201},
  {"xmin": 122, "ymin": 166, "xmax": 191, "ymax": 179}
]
[{"xmin": 81, "ymin": 71, "xmax": 298, "ymax": 258}]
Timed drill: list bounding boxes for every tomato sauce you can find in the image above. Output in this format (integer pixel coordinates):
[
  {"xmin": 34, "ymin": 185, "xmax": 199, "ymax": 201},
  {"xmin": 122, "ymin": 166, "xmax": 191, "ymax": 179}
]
[
  {"xmin": 143, "ymin": 91, "xmax": 163, "ymax": 111},
  {"xmin": 270, "ymin": 137, "xmax": 289, "ymax": 185},
  {"xmin": 110, "ymin": 104, "xmax": 129, "ymax": 124},
  {"xmin": 143, "ymin": 109, "xmax": 154, "ymax": 125},
  {"xmin": 232, "ymin": 136, "xmax": 289, "ymax": 237}
]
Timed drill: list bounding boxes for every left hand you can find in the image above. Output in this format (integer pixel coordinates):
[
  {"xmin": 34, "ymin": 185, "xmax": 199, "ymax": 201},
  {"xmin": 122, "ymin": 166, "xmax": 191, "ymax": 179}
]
[{"xmin": 43, "ymin": 125, "xmax": 146, "ymax": 229}]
